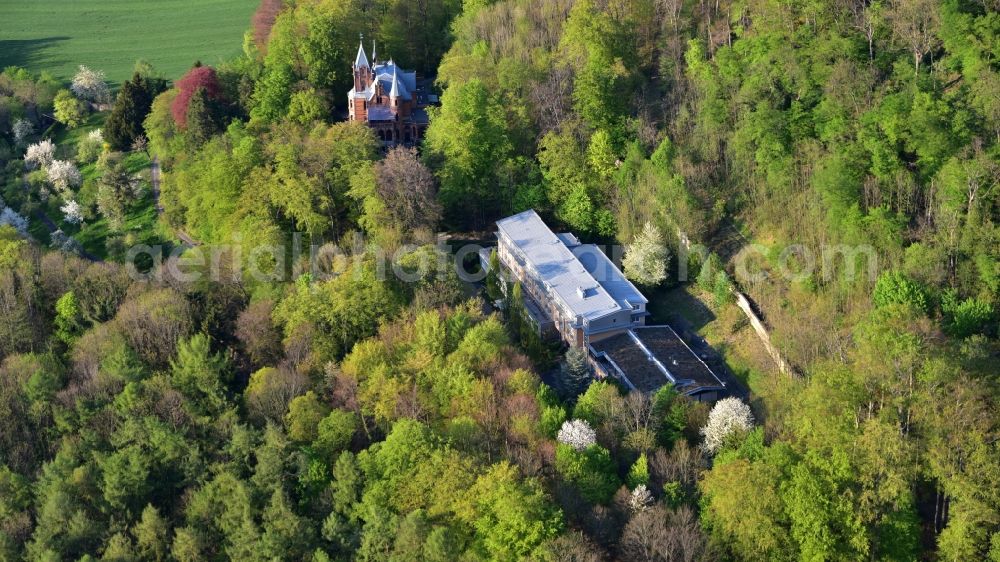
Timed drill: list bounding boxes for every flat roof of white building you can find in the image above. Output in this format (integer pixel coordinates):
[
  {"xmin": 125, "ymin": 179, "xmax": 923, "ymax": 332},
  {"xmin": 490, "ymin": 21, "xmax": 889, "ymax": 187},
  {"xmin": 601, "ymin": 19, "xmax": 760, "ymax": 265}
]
[
  {"xmin": 573, "ymin": 244, "xmax": 648, "ymax": 308},
  {"xmin": 496, "ymin": 210, "xmax": 645, "ymax": 323}
]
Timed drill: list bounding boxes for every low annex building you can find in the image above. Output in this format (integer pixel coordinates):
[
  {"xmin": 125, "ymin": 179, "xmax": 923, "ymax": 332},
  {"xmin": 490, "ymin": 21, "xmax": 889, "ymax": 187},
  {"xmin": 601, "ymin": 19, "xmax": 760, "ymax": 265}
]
[
  {"xmin": 487, "ymin": 210, "xmax": 727, "ymax": 400},
  {"xmin": 347, "ymin": 40, "xmax": 429, "ymax": 146}
]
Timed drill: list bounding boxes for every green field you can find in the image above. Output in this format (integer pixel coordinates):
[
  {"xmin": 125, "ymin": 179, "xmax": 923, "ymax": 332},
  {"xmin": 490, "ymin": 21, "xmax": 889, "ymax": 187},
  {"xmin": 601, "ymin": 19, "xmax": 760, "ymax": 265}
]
[{"xmin": 0, "ymin": 0, "xmax": 258, "ymax": 85}]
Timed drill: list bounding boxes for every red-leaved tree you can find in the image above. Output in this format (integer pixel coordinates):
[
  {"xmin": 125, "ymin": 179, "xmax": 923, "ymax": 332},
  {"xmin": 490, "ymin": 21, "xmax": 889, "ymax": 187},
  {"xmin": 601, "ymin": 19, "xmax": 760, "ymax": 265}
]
[
  {"xmin": 252, "ymin": 0, "xmax": 284, "ymax": 53},
  {"xmin": 170, "ymin": 66, "xmax": 222, "ymax": 128}
]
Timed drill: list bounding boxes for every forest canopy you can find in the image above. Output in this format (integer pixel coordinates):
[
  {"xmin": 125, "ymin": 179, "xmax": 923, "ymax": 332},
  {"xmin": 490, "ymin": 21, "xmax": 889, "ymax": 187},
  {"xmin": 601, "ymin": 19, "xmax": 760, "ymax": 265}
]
[{"xmin": 0, "ymin": 0, "xmax": 997, "ymax": 560}]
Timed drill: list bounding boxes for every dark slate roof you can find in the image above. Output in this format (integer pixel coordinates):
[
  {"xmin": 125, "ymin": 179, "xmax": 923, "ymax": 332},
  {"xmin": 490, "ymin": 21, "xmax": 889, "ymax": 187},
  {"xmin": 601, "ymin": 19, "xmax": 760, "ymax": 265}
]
[
  {"xmin": 411, "ymin": 108, "xmax": 429, "ymax": 124},
  {"xmin": 591, "ymin": 332, "xmax": 670, "ymax": 393},
  {"xmin": 389, "ymin": 69, "xmax": 401, "ymax": 97},
  {"xmin": 361, "ymin": 72, "xmax": 412, "ymax": 101},
  {"xmin": 632, "ymin": 326, "xmax": 725, "ymax": 393},
  {"xmin": 590, "ymin": 327, "xmax": 725, "ymax": 396},
  {"xmin": 373, "ymin": 61, "xmax": 417, "ymax": 92},
  {"xmin": 367, "ymin": 106, "xmax": 394, "ymax": 121}
]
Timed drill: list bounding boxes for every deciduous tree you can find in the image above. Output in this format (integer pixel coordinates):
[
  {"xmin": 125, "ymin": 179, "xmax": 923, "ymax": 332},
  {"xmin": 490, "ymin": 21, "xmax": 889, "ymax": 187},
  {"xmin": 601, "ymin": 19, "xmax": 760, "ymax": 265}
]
[
  {"xmin": 171, "ymin": 66, "xmax": 222, "ymax": 127},
  {"xmin": 53, "ymin": 90, "xmax": 86, "ymax": 128},
  {"xmin": 245, "ymin": 366, "xmax": 308, "ymax": 423},
  {"xmin": 623, "ymin": 222, "xmax": 668, "ymax": 287},
  {"xmin": 71, "ymin": 65, "xmax": 109, "ymax": 103},
  {"xmin": 374, "ymin": 147, "xmax": 441, "ymax": 235},
  {"xmin": 115, "ymin": 287, "xmax": 193, "ymax": 366},
  {"xmin": 700, "ymin": 398, "xmax": 754, "ymax": 455},
  {"xmin": 887, "ymin": 0, "xmax": 941, "ymax": 74}
]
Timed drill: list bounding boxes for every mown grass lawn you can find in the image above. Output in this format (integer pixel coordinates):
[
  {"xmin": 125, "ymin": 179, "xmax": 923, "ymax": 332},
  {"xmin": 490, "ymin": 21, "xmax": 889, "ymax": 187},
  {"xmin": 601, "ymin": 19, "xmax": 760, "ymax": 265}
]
[
  {"xmin": 47, "ymin": 112, "xmax": 106, "ymax": 157},
  {"xmin": 70, "ymin": 191, "xmax": 163, "ymax": 260},
  {"xmin": 0, "ymin": 0, "xmax": 258, "ymax": 84},
  {"xmin": 41, "ymin": 151, "xmax": 173, "ymax": 260}
]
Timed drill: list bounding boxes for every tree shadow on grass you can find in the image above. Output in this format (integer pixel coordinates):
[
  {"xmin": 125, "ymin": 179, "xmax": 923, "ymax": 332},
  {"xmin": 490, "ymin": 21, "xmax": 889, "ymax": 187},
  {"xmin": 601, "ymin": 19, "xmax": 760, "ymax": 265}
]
[
  {"xmin": 0, "ymin": 37, "xmax": 70, "ymax": 71},
  {"xmin": 646, "ymin": 285, "xmax": 716, "ymax": 332}
]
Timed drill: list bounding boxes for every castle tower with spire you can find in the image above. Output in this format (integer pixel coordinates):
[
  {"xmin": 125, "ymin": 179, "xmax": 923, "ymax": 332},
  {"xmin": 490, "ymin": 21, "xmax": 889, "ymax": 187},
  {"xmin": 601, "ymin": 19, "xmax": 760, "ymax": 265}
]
[{"xmin": 347, "ymin": 38, "xmax": 427, "ymax": 146}]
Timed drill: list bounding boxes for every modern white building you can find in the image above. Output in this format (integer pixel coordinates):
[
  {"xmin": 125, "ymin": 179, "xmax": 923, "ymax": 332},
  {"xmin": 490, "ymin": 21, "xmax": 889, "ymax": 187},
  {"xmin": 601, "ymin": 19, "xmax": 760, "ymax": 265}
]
[
  {"xmin": 494, "ymin": 210, "xmax": 648, "ymax": 348},
  {"xmin": 489, "ymin": 210, "xmax": 727, "ymax": 400}
]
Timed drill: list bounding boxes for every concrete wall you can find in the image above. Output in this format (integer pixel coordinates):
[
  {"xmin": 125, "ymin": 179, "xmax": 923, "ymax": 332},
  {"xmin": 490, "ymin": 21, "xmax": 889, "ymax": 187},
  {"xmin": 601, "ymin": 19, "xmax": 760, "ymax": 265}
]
[
  {"xmin": 733, "ymin": 292, "xmax": 792, "ymax": 375},
  {"xmin": 672, "ymin": 225, "xmax": 793, "ymax": 376}
]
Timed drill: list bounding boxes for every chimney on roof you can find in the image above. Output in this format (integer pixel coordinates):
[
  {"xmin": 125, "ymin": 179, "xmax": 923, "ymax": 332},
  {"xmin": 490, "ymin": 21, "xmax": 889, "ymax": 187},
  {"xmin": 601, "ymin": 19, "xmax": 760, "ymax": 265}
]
[{"xmin": 577, "ymin": 286, "xmax": 586, "ymax": 299}]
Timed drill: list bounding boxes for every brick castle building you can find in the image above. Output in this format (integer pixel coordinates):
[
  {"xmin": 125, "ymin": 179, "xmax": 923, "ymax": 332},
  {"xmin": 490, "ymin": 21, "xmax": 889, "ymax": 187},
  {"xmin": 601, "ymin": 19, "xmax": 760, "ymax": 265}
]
[{"xmin": 347, "ymin": 39, "xmax": 429, "ymax": 146}]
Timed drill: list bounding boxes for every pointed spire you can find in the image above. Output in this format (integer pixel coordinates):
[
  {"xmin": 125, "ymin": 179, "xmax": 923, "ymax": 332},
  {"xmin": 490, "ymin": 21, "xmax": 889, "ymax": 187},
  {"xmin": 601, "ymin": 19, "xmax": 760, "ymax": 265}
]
[
  {"xmin": 389, "ymin": 68, "xmax": 400, "ymax": 98},
  {"xmin": 354, "ymin": 34, "xmax": 369, "ymax": 69}
]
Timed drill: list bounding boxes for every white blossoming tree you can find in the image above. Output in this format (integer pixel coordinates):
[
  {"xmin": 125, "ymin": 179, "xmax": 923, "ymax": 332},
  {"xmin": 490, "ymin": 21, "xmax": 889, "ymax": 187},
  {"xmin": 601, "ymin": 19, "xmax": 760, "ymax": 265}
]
[
  {"xmin": 61, "ymin": 200, "xmax": 84, "ymax": 225},
  {"xmin": 24, "ymin": 139, "xmax": 56, "ymax": 170},
  {"xmin": 50, "ymin": 229, "xmax": 81, "ymax": 253},
  {"xmin": 48, "ymin": 160, "xmax": 82, "ymax": 193},
  {"xmin": 71, "ymin": 65, "xmax": 109, "ymax": 103},
  {"xmin": 622, "ymin": 222, "xmax": 668, "ymax": 287},
  {"xmin": 629, "ymin": 484, "xmax": 654, "ymax": 512},
  {"xmin": 700, "ymin": 397, "xmax": 754, "ymax": 454},
  {"xmin": 557, "ymin": 419, "xmax": 597, "ymax": 451},
  {"xmin": 0, "ymin": 207, "xmax": 29, "ymax": 235},
  {"xmin": 12, "ymin": 119, "xmax": 34, "ymax": 146}
]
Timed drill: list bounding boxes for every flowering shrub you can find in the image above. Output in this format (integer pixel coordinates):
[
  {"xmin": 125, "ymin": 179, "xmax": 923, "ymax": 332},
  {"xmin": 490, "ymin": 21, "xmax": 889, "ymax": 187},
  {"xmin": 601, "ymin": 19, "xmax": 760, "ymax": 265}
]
[
  {"xmin": 623, "ymin": 221, "xmax": 668, "ymax": 286},
  {"xmin": 77, "ymin": 129, "xmax": 105, "ymax": 163},
  {"xmin": 700, "ymin": 397, "xmax": 754, "ymax": 454},
  {"xmin": 557, "ymin": 419, "xmax": 597, "ymax": 451},
  {"xmin": 61, "ymin": 200, "xmax": 84, "ymax": 224},
  {"xmin": 629, "ymin": 484, "xmax": 654, "ymax": 512},
  {"xmin": 48, "ymin": 160, "xmax": 82, "ymax": 192},
  {"xmin": 24, "ymin": 139, "xmax": 56, "ymax": 170},
  {"xmin": 0, "ymin": 207, "xmax": 29, "ymax": 235},
  {"xmin": 12, "ymin": 119, "xmax": 34, "ymax": 146},
  {"xmin": 71, "ymin": 65, "xmax": 109, "ymax": 103}
]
